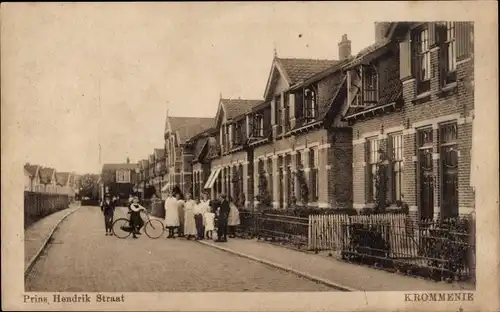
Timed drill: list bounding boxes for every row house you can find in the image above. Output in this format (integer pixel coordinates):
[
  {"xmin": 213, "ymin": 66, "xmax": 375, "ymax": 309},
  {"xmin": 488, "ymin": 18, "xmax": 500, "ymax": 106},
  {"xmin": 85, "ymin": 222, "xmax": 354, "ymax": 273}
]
[
  {"xmin": 198, "ymin": 35, "xmax": 355, "ymax": 209},
  {"xmin": 24, "ymin": 163, "xmax": 77, "ymax": 195},
  {"xmin": 187, "ymin": 128, "xmax": 218, "ymax": 200},
  {"xmin": 204, "ymin": 98, "xmax": 263, "ymax": 205},
  {"xmin": 163, "ymin": 116, "xmax": 214, "ymax": 197},
  {"xmin": 342, "ymin": 22, "xmax": 474, "ymax": 219}
]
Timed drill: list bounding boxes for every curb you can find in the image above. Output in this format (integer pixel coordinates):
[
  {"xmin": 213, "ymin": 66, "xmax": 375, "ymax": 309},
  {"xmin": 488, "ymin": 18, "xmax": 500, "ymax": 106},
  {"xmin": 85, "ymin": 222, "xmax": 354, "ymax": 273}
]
[
  {"xmin": 24, "ymin": 205, "xmax": 81, "ymax": 279},
  {"xmin": 197, "ymin": 240, "xmax": 359, "ymax": 292}
]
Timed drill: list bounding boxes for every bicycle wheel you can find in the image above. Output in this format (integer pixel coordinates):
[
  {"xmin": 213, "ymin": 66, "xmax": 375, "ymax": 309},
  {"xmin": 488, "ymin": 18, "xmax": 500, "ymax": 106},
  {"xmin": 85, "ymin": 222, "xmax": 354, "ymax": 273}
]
[
  {"xmin": 144, "ymin": 219, "xmax": 165, "ymax": 239},
  {"xmin": 112, "ymin": 218, "xmax": 133, "ymax": 239}
]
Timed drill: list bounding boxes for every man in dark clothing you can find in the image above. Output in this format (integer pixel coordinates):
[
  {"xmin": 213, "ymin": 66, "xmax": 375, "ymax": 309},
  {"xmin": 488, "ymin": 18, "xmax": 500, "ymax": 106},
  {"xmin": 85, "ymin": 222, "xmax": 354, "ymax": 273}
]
[
  {"xmin": 216, "ymin": 193, "xmax": 230, "ymax": 242},
  {"xmin": 101, "ymin": 193, "xmax": 116, "ymax": 236}
]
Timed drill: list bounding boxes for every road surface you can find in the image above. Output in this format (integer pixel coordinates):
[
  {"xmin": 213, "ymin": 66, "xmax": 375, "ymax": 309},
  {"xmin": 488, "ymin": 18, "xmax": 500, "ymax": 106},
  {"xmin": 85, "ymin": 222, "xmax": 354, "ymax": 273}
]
[{"xmin": 25, "ymin": 206, "xmax": 335, "ymax": 292}]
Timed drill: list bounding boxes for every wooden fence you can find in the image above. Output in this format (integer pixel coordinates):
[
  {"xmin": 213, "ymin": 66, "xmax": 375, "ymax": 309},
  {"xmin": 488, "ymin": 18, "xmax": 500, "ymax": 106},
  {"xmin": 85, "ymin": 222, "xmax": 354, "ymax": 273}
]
[{"xmin": 24, "ymin": 191, "xmax": 70, "ymax": 228}]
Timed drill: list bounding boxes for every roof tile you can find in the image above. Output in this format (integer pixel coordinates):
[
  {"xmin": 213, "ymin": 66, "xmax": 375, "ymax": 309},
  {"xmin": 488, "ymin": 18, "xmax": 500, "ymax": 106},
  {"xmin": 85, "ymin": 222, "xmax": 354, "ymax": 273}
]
[
  {"xmin": 220, "ymin": 99, "xmax": 263, "ymax": 119},
  {"xmin": 277, "ymin": 58, "xmax": 339, "ymax": 84},
  {"xmin": 167, "ymin": 117, "xmax": 214, "ymax": 143}
]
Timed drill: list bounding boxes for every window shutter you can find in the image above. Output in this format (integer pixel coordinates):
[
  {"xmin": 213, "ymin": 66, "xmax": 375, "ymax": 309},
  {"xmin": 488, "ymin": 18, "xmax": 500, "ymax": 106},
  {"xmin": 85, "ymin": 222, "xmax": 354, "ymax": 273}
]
[
  {"xmin": 428, "ymin": 22, "xmax": 437, "ymax": 47},
  {"xmin": 295, "ymin": 92, "xmax": 303, "ymax": 118},
  {"xmin": 456, "ymin": 22, "xmax": 473, "ymax": 60},
  {"xmin": 399, "ymin": 38, "xmax": 412, "ymax": 80}
]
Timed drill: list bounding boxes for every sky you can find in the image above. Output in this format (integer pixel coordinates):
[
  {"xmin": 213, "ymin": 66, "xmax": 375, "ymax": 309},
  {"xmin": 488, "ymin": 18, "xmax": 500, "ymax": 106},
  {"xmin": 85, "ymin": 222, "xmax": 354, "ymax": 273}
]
[{"xmin": 3, "ymin": 2, "xmax": 378, "ymax": 174}]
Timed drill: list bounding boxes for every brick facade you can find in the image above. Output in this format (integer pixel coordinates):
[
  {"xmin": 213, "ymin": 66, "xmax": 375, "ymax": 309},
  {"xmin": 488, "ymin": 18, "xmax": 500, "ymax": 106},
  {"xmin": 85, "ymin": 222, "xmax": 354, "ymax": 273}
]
[{"xmin": 344, "ymin": 22, "xmax": 474, "ymax": 218}]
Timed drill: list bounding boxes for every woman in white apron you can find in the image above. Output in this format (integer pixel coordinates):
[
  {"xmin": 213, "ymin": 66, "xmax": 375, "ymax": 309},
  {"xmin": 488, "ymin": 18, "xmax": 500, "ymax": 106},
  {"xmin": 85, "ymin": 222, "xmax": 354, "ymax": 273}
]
[
  {"xmin": 183, "ymin": 193, "xmax": 197, "ymax": 239},
  {"xmin": 228, "ymin": 198, "xmax": 241, "ymax": 238},
  {"xmin": 164, "ymin": 192, "xmax": 179, "ymax": 238}
]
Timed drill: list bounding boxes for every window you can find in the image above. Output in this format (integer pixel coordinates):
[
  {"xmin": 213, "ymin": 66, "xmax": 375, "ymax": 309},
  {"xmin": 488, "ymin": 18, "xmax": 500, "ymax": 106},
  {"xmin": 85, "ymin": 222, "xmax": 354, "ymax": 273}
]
[
  {"xmin": 362, "ymin": 66, "xmax": 378, "ymax": 105},
  {"xmin": 413, "ymin": 27, "xmax": 431, "ymax": 94},
  {"xmin": 389, "ymin": 133, "xmax": 404, "ymax": 203},
  {"xmin": 367, "ymin": 137, "xmax": 380, "ymax": 202},
  {"xmin": 253, "ymin": 113, "xmax": 264, "ymax": 137},
  {"xmin": 442, "ymin": 22, "xmax": 457, "ymax": 85},
  {"xmin": 284, "ymin": 94, "xmax": 290, "ymax": 132},
  {"xmin": 439, "ymin": 123, "xmax": 458, "ymax": 218},
  {"xmin": 296, "ymin": 152, "xmax": 303, "ymax": 202},
  {"xmin": 303, "ymin": 86, "xmax": 317, "ymax": 121},
  {"xmin": 309, "ymin": 148, "xmax": 319, "ymax": 202},
  {"xmin": 275, "ymin": 95, "xmax": 282, "ymax": 135}
]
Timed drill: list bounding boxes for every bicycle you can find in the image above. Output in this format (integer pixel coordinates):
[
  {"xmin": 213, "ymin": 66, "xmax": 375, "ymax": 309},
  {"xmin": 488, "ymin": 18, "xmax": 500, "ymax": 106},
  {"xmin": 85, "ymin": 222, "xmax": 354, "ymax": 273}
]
[{"xmin": 112, "ymin": 210, "xmax": 165, "ymax": 239}]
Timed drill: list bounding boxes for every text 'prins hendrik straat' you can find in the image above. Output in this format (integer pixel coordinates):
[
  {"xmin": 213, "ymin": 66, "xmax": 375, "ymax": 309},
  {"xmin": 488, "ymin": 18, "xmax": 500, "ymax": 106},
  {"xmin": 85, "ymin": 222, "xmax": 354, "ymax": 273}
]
[{"xmin": 24, "ymin": 294, "xmax": 125, "ymax": 304}]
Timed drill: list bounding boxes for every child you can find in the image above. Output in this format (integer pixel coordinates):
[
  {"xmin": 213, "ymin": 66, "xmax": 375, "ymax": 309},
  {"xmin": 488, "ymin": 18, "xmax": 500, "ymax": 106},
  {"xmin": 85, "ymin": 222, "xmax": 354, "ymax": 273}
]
[
  {"xmin": 128, "ymin": 196, "xmax": 147, "ymax": 239},
  {"xmin": 204, "ymin": 205, "xmax": 215, "ymax": 240},
  {"xmin": 101, "ymin": 193, "xmax": 116, "ymax": 236}
]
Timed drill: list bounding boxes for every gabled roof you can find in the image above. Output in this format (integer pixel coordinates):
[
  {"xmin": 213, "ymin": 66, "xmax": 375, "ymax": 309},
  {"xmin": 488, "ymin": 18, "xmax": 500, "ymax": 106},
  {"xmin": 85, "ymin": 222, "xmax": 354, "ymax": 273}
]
[
  {"xmin": 319, "ymin": 76, "xmax": 348, "ymax": 121},
  {"xmin": 101, "ymin": 163, "xmax": 138, "ymax": 172},
  {"xmin": 343, "ymin": 38, "xmax": 392, "ymax": 69},
  {"xmin": 55, "ymin": 172, "xmax": 70, "ymax": 186},
  {"xmin": 278, "ymin": 58, "xmax": 339, "ymax": 85},
  {"xmin": 263, "ymin": 57, "xmax": 339, "ymax": 101},
  {"xmin": 24, "ymin": 164, "xmax": 39, "ymax": 178},
  {"xmin": 166, "ymin": 116, "xmax": 214, "ymax": 144},
  {"xmin": 205, "ymin": 137, "xmax": 221, "ymax": 160},
  {"xmin": 39, "ymin": 167, "xmax": 55, "ymax": 184},
  {"xmin": 219, "ymin": 98, "xmax": 262, "ymax": 120}
]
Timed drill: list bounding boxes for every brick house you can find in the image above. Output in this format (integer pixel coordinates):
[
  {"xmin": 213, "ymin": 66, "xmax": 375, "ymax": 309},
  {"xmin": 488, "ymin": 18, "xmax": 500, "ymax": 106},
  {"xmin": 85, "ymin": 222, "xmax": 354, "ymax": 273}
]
[
  {"xmin": 100, "ymin": 162, "xmax": 139, "ymax": 200},
  {"xmin": 163, "ymin": 116, "xmax": 213, "ymax": 196},
  {"xmin": 187, "ymin": 128, "xmax": 218, "ymax": 199},
  {"xmin": 151, "ymin": 148, "xmax": 166, "ymax": 193},
  {"xmin": 341, "ymin": 22, "xmax": 474, "ymax": 219},
  {"xmin": 137, "ymin": 159, "xmax": 149, "ymax": 198},
  {"xmin": 198, "ymin": 35, "xmax": 355, "ymax": 209}
]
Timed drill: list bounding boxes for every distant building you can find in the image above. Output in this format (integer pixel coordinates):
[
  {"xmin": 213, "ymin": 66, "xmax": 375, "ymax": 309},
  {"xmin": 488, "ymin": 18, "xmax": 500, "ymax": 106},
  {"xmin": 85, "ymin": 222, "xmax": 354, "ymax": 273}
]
[{"xmin": 100, "ymin": 162, "xmax": 139, "ymax": 200}]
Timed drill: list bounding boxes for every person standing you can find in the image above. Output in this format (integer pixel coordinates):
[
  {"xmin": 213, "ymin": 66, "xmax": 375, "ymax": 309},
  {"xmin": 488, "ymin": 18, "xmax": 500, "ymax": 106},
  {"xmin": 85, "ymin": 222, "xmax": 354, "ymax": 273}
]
[
  {"xmin": 164, "ymin": 191, "xmax": 179, "ymax": 238},
  {"xmin": 176, "ymin": 193, "xmax": 185, "ymax": 237},
  {"xmin": 193, "ymin": 195, "xmax": 204, "ymax": 240},
  {"xmin": 204, "ymin": 202, "xmax": 215, "ymax": 240},
  {"xmin": 183, "ymin": 193, "xmax": 197, "ymax": 239},
  {"xmin": 216, "ymin": 193, "xmax": 230, "ymax": 242},
  {"xmin": 101, "ymin": 193, "xmax": 116, "ymax": 236},
  {"xmin": 228, "ymin": 198, "xmax": 241, "ymax": 238}
]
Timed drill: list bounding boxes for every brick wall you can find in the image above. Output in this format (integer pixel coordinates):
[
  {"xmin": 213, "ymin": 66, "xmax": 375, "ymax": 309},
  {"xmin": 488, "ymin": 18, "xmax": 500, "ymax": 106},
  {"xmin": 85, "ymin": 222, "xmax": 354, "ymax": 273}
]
[
  {"xmin": 327, "ymin": 128, "xmax": 353, "ymax": 208},
  {"xmin": 349, "ymin": 24, "xmax": 474, "ymax": 216}
]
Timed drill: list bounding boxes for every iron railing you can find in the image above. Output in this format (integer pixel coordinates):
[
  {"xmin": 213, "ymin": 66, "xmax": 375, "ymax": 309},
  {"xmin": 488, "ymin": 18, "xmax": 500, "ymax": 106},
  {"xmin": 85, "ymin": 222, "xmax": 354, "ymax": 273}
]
[{"xmin": 235, "ymin": 210, "xmax": 475, "ymax": 282}]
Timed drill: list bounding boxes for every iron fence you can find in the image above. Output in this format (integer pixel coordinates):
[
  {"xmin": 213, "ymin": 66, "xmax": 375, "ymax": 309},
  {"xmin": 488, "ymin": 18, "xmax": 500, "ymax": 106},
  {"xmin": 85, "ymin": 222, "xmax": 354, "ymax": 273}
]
[
  {"xmin": 337, "ymin": 214, "xmax": 475, "ymax": 282},
  {"xmin": 236, "ymin": 210, "xmax": 475, "ymax": 282},
  {"xmin": 24, "ymin": 191, "xmax": 70, "ymax": 228}
]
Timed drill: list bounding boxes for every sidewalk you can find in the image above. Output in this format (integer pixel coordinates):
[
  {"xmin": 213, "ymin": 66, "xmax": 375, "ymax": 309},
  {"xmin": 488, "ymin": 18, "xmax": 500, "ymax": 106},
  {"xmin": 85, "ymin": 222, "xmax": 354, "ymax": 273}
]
[
  {"xmin": 198, "ymin": 238, "xmax": 475, "ymax": 292},
  {"xmin": 24, "ymin": 203, "xmax": 81, "ymax": 273}
]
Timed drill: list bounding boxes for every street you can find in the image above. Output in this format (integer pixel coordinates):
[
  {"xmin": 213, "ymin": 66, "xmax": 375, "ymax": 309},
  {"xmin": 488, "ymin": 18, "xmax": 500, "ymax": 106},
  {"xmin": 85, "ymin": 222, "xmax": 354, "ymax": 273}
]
[{"xmin": 25, "ymin": 207, "xmax": 335, "ymax": 292}]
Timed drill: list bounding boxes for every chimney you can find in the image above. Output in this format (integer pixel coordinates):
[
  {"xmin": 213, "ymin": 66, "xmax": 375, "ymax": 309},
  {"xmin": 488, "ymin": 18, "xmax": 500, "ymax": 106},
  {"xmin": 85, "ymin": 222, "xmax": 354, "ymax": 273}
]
[
  {"xmin": 338, "ymin": 34, "xmax": 351, "ymax": 61},
  {"xmin": 374, "ymin": 22, "xmax": 391, "ymax": 42}
]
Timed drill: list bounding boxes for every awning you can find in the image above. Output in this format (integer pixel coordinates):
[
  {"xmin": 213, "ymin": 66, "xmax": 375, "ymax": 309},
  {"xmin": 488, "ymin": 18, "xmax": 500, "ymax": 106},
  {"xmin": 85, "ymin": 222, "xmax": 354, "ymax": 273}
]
[{"xmin": 203, "ymin": 168, "xmax": 222, "ymax": 189}]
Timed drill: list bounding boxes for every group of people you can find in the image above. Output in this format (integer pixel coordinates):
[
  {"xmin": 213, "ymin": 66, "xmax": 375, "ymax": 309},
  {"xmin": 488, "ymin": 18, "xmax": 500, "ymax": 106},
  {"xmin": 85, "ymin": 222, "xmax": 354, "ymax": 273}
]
[
  {"xmin": 99, "ymin": 188, "xmax": 241, "ymax": 242},
  {"xmin": 163, "ymin": 190, "xmax": 240, "ymax": 243}
]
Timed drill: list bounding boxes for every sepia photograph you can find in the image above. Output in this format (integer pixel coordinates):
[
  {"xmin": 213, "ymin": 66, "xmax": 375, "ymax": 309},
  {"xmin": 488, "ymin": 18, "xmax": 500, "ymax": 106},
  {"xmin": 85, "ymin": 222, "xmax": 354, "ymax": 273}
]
[{"xmin": 2, "ymin": 2, "xmax": 498, "ymax": 311}]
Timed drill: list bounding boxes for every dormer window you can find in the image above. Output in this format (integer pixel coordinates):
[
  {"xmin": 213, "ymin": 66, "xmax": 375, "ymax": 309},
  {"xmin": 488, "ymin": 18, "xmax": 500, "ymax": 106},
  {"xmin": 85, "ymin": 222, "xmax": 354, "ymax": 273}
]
[
  {"xmin": 253, "ymin": 113, "xmax": 264, "ymax": 137},
  {"xmin": 348, "ymin": 65, "xmax": 378, "ymax": 108},
  {"xmin": 303, "ymin": 86, "xmax": 317, "ymax": 120}
]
